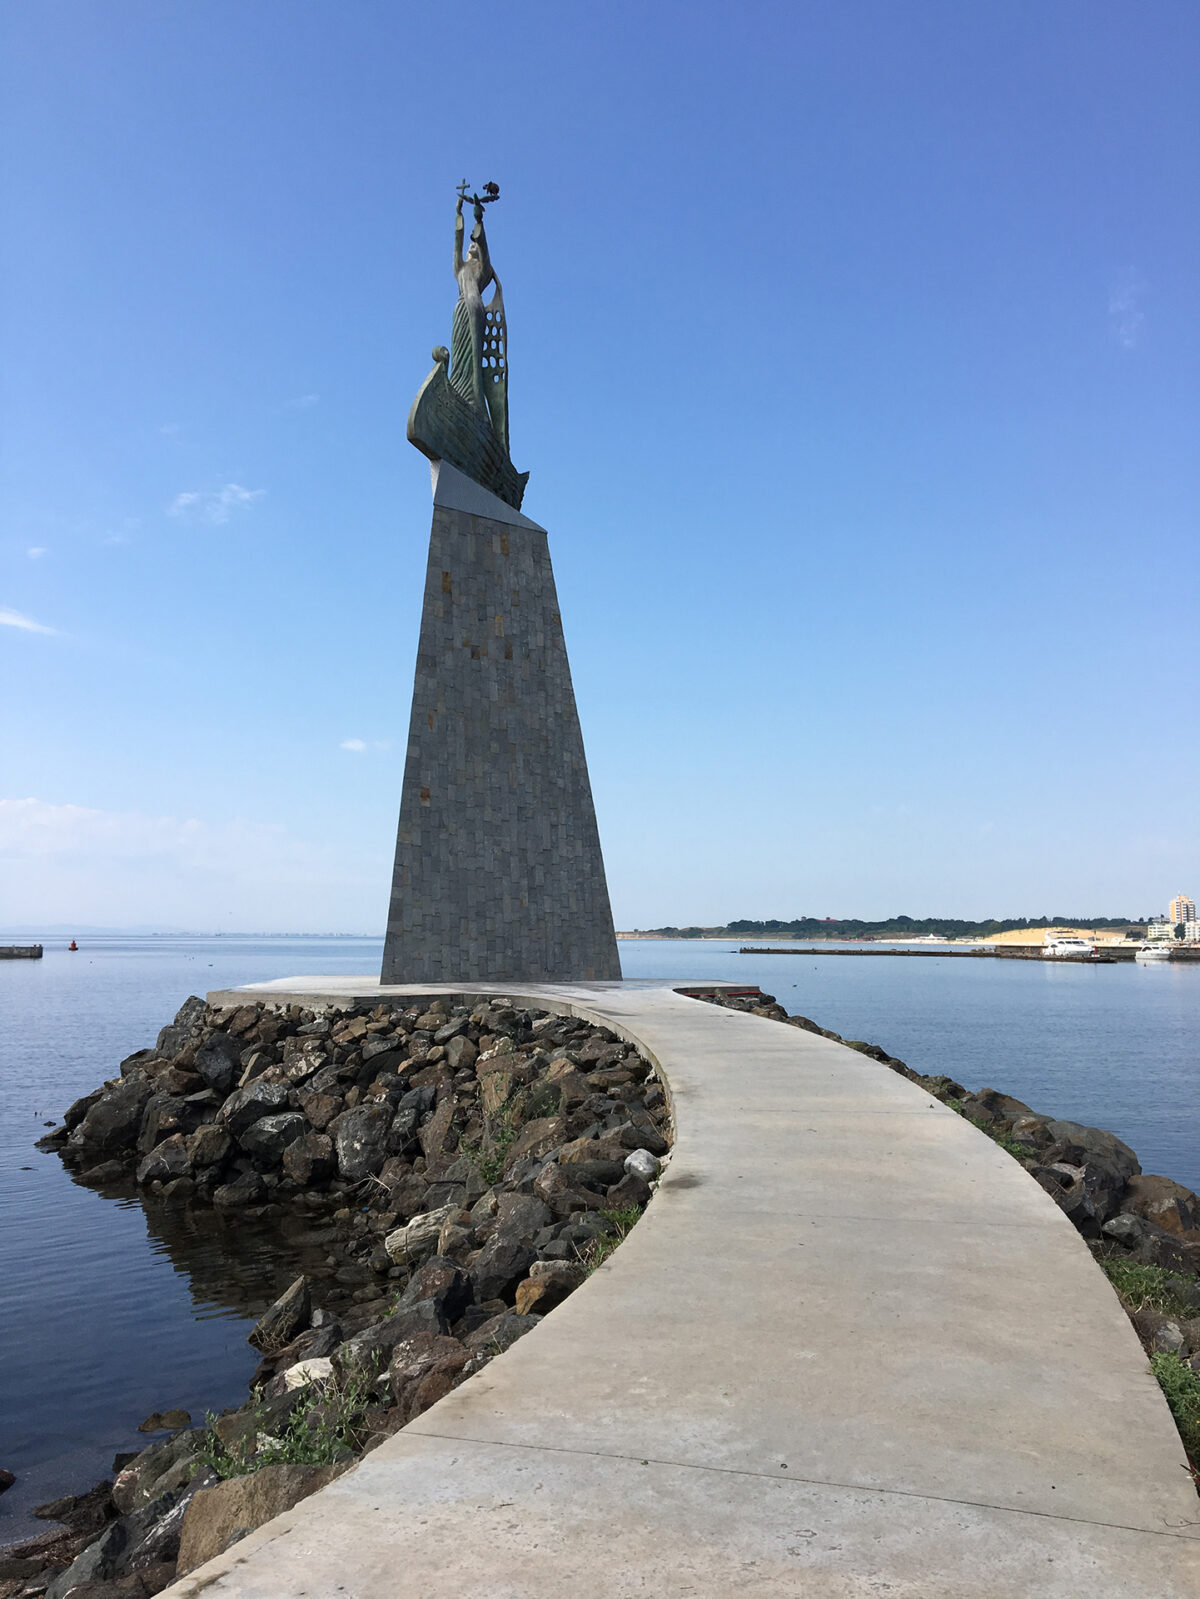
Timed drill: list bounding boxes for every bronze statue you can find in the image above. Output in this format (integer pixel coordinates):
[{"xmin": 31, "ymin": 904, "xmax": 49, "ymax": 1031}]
[{"xmin": 407, "ymin": 181, "xmax": 528, "ymax": 509}]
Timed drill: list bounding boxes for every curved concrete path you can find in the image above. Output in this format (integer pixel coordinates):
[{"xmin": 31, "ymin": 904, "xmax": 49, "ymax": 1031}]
[{"xmin": 168, "ymin": 979, "xmax": 1200, "ymax": 1598}]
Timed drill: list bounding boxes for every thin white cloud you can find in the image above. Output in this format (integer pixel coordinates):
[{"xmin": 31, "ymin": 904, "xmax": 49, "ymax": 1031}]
[
  {"xmin": 168, "ymin": 484, "xmax": 265, "ymax": 525},
  {"xmin": 158, "ymin": 423, "xmax": 181, "ymax": 436},
  {"xmin": 287, "ymin": 393, "xmax": 319, "ymax": 409},
  {"xmin": 340, "ymin": 738, "xmax": 367, "ymax": 752},
  {"xmin": 1108, "ymin": 275, "xmax": 1145, "ymax": 350},
  {"xmin": 0, "ymin": 607, "xmax": 55, "ymax": 635},
  {"xmin": 27, "ymin": 547, "xmax": 47, "ymax": 560},
  {"xmin": 0, "ymin": 797, "xmax": 385, "ymax": 930}
]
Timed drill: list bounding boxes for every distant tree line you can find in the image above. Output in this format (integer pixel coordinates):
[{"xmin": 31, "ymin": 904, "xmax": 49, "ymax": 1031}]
[{"xmin": 641, "ymin": 915, "xmax": 1144, "ymax": 939}]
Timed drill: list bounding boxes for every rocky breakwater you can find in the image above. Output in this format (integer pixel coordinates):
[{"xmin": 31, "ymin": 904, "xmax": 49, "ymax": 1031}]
[
  {"xmin": 8, "ymin": 996, "xmax": 672, "ymax": 1598},
  {"xmin": 699, "ymin": 987, "xmax": 1200, "ymax": 1488}
]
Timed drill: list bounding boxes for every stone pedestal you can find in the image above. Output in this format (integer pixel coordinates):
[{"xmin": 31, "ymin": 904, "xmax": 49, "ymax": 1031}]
[{"xmin": 380, "ymin": 461, "xmax": 621, "ymax": 984}]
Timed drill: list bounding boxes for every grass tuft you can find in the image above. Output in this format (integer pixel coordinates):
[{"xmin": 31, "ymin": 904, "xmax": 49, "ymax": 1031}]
[
  {"xmin": 1100, "ymin": 1259, "xmax": 1199, "ymax": 1320},
  {"xmin": 1150, "ymin": 1351, "xmax": 1200, "ymax": 1468},
  {"xmin": 576, "ymin": 1205, "xmax": 644, "ymax": 1274},
  {"xmin": 191, "ymin": 1372, "xmax": 372, "ymax": 1480}
]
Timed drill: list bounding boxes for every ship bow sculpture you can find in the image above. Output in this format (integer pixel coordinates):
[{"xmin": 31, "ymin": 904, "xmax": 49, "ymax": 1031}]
[{"xmin": 407, "ymin": 181, "xmax": 530, "ymax": 510}]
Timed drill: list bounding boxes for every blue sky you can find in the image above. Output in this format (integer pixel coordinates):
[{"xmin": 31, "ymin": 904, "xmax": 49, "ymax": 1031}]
[{"xmin": 2, "ymin": 1, "xmax": 1196, "ymax": 931}]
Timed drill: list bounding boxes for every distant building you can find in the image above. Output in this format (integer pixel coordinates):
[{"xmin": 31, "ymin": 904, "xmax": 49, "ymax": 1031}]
[{"xmin": 1169, "ymin": 894, "xmax": 1196, "ymax": 926}]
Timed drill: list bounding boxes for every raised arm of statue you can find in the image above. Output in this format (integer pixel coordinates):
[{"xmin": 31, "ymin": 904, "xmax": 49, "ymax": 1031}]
[
  {"xmin": 471, "ymin": 202, "xmax": 492, "ymax": 284},
  {"xmin": 453, "ymin": 197, "xmax": 465, "ymax": 278}
]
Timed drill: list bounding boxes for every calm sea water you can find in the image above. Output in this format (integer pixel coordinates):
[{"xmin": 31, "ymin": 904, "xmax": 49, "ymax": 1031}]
[{"xmin": 1, "ymin": 933, "xmax": 1197, "ymax": 1535}]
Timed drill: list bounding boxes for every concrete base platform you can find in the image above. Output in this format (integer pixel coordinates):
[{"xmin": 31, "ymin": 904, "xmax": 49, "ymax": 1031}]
[{"xmin": 167, "ymin": 979, "xmax": 1200, "ymax": 1598}]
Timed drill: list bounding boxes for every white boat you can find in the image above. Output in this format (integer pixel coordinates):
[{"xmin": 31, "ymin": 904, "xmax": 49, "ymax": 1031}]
[
  {"xmin": 1135, "ymin": 943, "xmax": 1173, "ymax": 962},
  {"xmin": 1043, "ymin": 936, "xmax": 1098, "ymax": 959}
]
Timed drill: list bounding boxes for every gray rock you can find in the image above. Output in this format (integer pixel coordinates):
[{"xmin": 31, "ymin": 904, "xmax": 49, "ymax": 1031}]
[
  {"xmin": 112, "ymin": 1429, "xmax": 208, "ymax": 1515},
  {"xmin": 194, "ymin": 1032, "xmax": 243, "ymax": 1095},
  {"xmin": 187, "ymin": 1122, "xmax": 232, "ymax": 1168},
  {"xmin": 333, "ymin": 1301, "xmax": 448, "ymax": 1381},
  {"xmin": 282, "ymin": 1131, "xmax": 336, "ymax": 1185},
  {"xmin": 614, "ymin": 1120, "xmax": 668, "ymax": 1157},
  {"xmin": 136, "ymin": 1134, "xmax": 191, "ymax": 1186},
  {"xmin": 396, "ymin": 1255, "xmax": 473, "ymax": 1323},
  {"xmin": 124, "ymin": 1470, "xmax": 218, "ymax": 1570},
  {"xmin": 176, "ymin": 1463, "xmax": 340, "ymax": 1577},
  {"xmin": 1043, "ymin": 1120, "xmax": 1140, "ymax": 1180},
  {"xmin": 489, "ymin": 1191, "xmax": 552, "ymax": 1242},
  {"xmin": 213, "ymin": 1169, "xmax": 267, "ymax": 1207},
  {"xmin": 331, "ymin": 1103, "xmax": 393, "ymax": 1181},
  {"xmin": 119, "ymin": 1049, "xmax": 158, "ymax": 1076},
  {"xmin": 155, "ymin": 1023, "xmax": 191, "ymax": 1059},
  {"xmin": 239, "ymin": 1111, "xmax": 308, "ymax": 1164},
  {"xmin": 362, "ymin": 1034, "xmax": 402, "ymax": 1062},
  {"xmin": 624, "ymin": 1147, "xmax": 661, "ymax": 1180},
  {"xmin": 63, "ymin": 1089, "xmax": 104, "ymax": 1129},
  {"xmin": 45, "ymin": 1519, "xmax": 127, "ymax": 1599},
  {"xmin": 137, "ymin": 1093, "xmax": 195, "ymax": 1154},
  {"xmin": 1131, "ymin": 1308, "xmax": 1186, "ymax": 1355},
  {"xmin": 74, "ymin": 1075, "xmax": 155, "ymax": 1155},
  {"xmin": 248, "ymin": 1275, "xmax": 312, "ymax": 1353},
  {"xmin": 219, "ymin": 1080, "xmax": 290, "ymax": 1138},
  {"xmin": 445, "ymin": 1034, "xmax": 477, "ymax": 1070},
  {"xmin": 462, "ymin": 1310, "xmax": 541, "ymax": 1356},
  {"xmin": 385, "ymin": 1203, "xmax": 460, "ymax": 1266},
  {"xmin": 470, "ymin": 1236, "xmax": 536, "ymax": 1303},
  {"xmin": 1102, "ymin": 1211, "xmax": 1149, "ymax": 1248},
  {"xmin": 173, "ymin": 995, "xmax": 207, "ymax": 1032}
]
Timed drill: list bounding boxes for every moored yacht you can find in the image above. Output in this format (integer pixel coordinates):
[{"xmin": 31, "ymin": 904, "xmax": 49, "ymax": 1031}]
[
  {"xmin": 1135, "ymin": 942, "xmax": 1174, "ymax": 962},
  {"xmin": 1043, "ymin": 935, "xmax": 1098, "ymax": 959}
]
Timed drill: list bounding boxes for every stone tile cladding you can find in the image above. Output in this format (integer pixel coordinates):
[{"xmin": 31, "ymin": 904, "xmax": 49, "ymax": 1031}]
[{"xmin": 381, "ymin": 501, "xmax": 621, "ymax": 983}]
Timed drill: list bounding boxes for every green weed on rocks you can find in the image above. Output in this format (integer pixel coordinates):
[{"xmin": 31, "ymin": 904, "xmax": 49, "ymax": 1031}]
[
  {"xmin": 1100, "ymin": 1259, "xmax": 1200, "ymax": 1321},
  {"xmin": 192, "ymin": 1374, "xmax": 371, "ymax": 1480},
  {"xmin": 1150, "ymin": 1352, "xmax": 1200, "ymax": 1469},
  {"xmin": 577, "ymin": 1206, "xmax": 643, "ymax": 1274}
]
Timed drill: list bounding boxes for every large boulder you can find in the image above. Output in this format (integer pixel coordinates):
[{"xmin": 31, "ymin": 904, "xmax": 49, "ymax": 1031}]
[
  {"xmin": 154, "ymin": 995, "xmax": 206, "ymax": 1061},
  {"xmin": 331, "ymin": 1104, "xmax": 392, "ymax": 1181},
  {"xmin": 1122, "ymin": 1174, "xmax": 1200, "ymax": 1236},
  {"xmin": 193, "ymin": 1032, "xmax": 243, "ymax": 1096},
  {"xmin": 239, "ymin": 1111, "xmax": 308, "ymax": 1164},
  {"xmin": 219, "ymin": 1081, "xmax": 290, "ymax": 1138},
  {"xmin": 1042, "ymin": 1120, "xmax": 1140, "ymax": 1181},
  {"xmin": 176, "ymin": 1463, "xmax": 340, "ymax": 1577},
  {"xmin": 73, "ymin": 1076, "xmax": 155, "ymax": 1156}
]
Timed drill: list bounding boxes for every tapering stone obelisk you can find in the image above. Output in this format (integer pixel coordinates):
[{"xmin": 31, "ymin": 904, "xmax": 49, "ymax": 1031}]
[{"xmin": 380, "ymin": 184, "xmax": 620, "ymax": 984}]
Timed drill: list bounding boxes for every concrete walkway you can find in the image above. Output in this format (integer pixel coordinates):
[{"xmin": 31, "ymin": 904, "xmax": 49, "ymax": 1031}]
[{"xmin": 168, "ymin": 979, "xmax": 1200, "ymax": 1598}]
